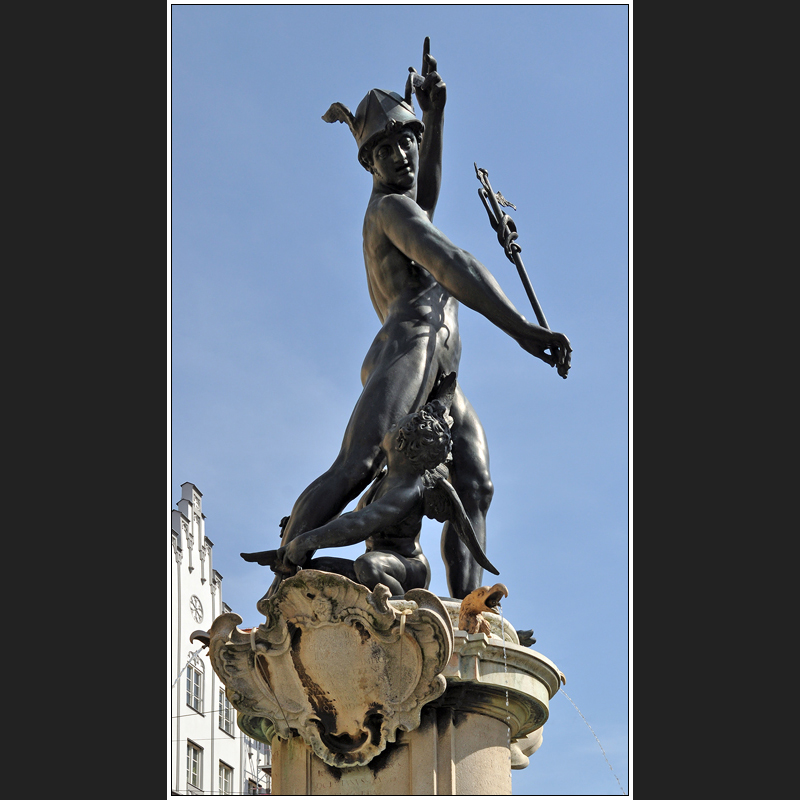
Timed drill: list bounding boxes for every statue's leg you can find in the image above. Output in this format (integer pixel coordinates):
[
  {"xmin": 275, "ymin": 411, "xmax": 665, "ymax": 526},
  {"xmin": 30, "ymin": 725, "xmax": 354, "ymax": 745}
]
[
  {"xmin": 306, "ymin": 556, "xmax": 359, "ymax": 583},
  {"xmin": 441, "ymin": 387, "xmax": 494, "ymax": 599},
  {"xmin": 267, "ymin": 325, "xmax": 439, "ymax": 594}
]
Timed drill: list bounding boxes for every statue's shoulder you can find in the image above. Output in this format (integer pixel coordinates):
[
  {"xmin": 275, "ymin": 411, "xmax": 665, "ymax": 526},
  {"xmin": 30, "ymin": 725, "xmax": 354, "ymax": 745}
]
[
  {"xmin": 370, "ymin": 192, "xmax": 418, "ymax": 217},
  {"xmin": 369, "ymin": 193, "xmax": 426, "ymax": 232},
  {"xmin": 364, "ymin": 192, "xmax": 399, "ymax": 235},
  {"xmin": 364, "ymin": 194, "xmax": 427, "ymax": 249}
]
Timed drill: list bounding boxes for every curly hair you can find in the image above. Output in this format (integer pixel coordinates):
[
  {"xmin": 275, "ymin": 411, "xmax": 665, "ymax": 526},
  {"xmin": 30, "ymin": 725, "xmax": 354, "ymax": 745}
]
[{"xmin": 394, "ymin": 400, "xmax": 452, "ymax": 471}]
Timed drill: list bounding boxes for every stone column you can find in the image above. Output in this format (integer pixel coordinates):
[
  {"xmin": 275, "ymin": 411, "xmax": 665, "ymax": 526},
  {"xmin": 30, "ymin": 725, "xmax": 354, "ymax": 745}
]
[{"xmin": 270, "ymin": 703, "xmax": 516, "ymax": 795}]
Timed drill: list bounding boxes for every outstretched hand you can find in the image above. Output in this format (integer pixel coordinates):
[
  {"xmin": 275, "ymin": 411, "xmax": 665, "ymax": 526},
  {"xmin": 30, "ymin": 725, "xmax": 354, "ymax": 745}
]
[
  {"xmin": 552, "ymin": 335, "xmax": 572, "ymax": 378},
  {"xmin": 518, "ymin": 326, "xmax": 572, "ymax": 378},
  {"xmin": 277, "ymin": 539, "xmax": 311, "ymax": 572},
  {"xmin": 240, "ymin": 545, "xmax": 302, "ymax": 575},
  {"xmin": 409, "ymin": 36, "xmax": 446, "ymax": 114}
]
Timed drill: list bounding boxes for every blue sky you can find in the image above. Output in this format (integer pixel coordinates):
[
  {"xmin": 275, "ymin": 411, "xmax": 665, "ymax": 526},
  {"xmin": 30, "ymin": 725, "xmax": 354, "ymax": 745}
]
[{"xmin": 170, "ymin": 4, "xmax": 630, "ymax": 795}]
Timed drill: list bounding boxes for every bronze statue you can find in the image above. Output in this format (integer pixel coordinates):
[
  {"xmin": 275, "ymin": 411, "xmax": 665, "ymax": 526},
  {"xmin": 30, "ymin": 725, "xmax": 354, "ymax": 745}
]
[
  {"xmin": 244, "ymin": 374, "xmax": 499, "ymax": 597},
  {"xmin": 242, "ymin": 38, "xmax": 571, "ymax": 599}
]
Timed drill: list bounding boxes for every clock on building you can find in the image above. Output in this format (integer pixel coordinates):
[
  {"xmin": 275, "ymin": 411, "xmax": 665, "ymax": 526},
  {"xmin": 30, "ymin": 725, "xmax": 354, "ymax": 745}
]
[{"xmin": 189, "ymin": 595, "xmax": 203, "ymax": 623}]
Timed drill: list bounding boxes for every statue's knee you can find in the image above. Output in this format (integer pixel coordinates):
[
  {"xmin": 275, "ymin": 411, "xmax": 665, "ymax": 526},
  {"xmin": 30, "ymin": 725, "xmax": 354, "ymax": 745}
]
[
  {"xmin": 462, "ymin": 473, "xmax": 493, "ymax": 512},
  {"xmin": 330, "ymin": 452, "xmax": 381, "ymax": 496}
]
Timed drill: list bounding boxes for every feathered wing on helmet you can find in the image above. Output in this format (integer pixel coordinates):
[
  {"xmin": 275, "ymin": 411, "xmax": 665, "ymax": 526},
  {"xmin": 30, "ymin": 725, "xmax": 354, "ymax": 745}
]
[
  {"xmin": 321, "ymin": 102, "xmax": 358, "ymax": 138},
  {"xmin": 322, "ymin": 88, "xmax": 424, "ymax": 171}
]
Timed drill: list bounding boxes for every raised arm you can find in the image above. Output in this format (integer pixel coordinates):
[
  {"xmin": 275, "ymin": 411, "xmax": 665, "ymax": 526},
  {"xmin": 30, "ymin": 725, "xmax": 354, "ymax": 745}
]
[
  {"xmin": 377, "ymin": 193, "xmax": 571, "ymax": 372},
  {"xmin": 409, "ymin": 37, "xmax": 446, "ymax": 220}
]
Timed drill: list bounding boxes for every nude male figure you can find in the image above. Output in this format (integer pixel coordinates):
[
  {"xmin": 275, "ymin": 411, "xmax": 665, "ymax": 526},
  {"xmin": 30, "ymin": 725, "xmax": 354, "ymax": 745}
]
[{"xmin": 242, "ymin": 40, "xmax": 571, "ymax": 599}]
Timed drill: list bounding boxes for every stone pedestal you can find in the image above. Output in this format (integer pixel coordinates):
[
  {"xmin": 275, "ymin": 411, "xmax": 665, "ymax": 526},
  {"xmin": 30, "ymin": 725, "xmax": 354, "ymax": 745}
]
[
  {"xmin": 270, "ymin": 705, "xmax": 513, "ymax": 795},
  {"xmin": 196, "ymin": 572, "xmax": 562, "ymax": 796}
]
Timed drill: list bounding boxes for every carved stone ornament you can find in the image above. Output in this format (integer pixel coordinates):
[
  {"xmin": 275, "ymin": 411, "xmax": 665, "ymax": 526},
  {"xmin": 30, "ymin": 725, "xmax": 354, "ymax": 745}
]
[{"xmin": 198, "ymin": 570, "xmax": 453, "ymax": 768}]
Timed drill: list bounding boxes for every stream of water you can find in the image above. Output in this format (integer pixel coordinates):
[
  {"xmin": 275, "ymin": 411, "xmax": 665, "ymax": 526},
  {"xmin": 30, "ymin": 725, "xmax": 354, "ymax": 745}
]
[
  {"xmin": 559, "ymin": 686, "xmax": 627, "ymax": 794},
  {"xmin": 498, "ymin": 607, "xmax": 512, "ymax": 780}
]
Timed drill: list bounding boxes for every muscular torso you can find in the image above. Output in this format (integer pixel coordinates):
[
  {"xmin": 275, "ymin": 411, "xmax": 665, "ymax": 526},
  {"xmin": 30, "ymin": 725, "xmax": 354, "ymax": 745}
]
[
  {"xmin": 360, "ymin": 196, "xmax": 462, "ymax": 384},
  {"xmin": 364, "ymin": 519, "xmax": 424, "ymax": 557}
]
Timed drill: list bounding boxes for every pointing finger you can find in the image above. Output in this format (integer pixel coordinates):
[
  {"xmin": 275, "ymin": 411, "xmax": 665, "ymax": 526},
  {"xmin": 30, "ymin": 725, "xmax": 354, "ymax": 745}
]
[{"xmin": 421, "ymin": 36, "xmax": 431, "ymax": 75}]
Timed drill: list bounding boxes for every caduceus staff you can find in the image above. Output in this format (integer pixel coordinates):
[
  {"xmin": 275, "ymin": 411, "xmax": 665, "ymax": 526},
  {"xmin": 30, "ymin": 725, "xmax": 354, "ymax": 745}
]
[{"xmin": 474, "ymin": 163, "xmax": 571, "ymax": 378}]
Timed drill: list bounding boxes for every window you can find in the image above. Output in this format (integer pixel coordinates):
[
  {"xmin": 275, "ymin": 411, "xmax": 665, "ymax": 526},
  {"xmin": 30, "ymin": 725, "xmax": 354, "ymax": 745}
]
[
  {"xmin": 245, "ymin": 735, "xmax": 270, "ymax": 760},
  {"xmin": 219, "ymin": 688, "xmax": 235, "ymax": 735},
  {"xmin": 187, "ymin": 741, "xmax": 202, "ymax": 788},
  {"xmin": 186, "ymin": 660, "xmax": 203, "ymax": 712},
  {"xmin": 219, "ymin": 762, "xmax": 233, "ymax": 794}
]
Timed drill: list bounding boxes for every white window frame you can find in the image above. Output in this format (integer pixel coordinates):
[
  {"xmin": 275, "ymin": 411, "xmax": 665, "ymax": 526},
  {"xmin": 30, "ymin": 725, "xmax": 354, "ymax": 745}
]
[
  {"xmin": 219, "ymin": 761, "xmax": 233, "ymax": 794},
  {"xmin": 187, "ymin": 741, "xmax": 203, "ymax": 789},
  {"xmin": 186, "ymin": 659, "xmax": 203, "ymax": 713},
  {"xmin": 219, "ymin": 687, "xmax": 235, "ymax": 735}
]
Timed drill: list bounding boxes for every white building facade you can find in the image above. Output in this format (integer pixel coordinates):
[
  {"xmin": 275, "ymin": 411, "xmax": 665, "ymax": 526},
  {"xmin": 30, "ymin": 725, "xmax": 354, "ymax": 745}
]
[{"xmin": 171, "ymin": 482, "xmax": 272, "ymax": 795}]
